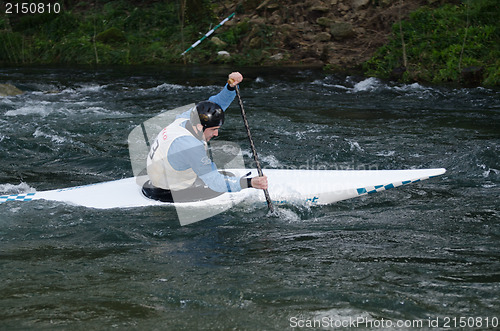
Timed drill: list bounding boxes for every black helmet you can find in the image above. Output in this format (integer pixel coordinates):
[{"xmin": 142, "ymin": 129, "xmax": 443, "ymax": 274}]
[{"xmin": 191, "ymin": 101, "xmax": 224, "ymax": 130}]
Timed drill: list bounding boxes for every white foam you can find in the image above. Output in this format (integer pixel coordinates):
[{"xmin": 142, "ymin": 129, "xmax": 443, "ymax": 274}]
[
  {"xmin": 376, "ymin": 150, "xmax": 396, "ymax": 157},
  {"xmin": 333, "ymin": 84, "xmax": 350, "ymax": 90},
  {"xmin": 261, "ymin": 154, "xmax": 282, "ymax": 168},
  {"xmin": 58, "ymin": 84, "xmax": 105, "ymax": 95},
  {"xmin": 394, "ymin": 82, "xmax": 427, "ymax": 92},
  {"xmin": 79, "ymin": 106, "xmax": 126, "ymax": 117},
  {"xmin": 272, "ymin": 208, "xmax": 301, "ymax": 222},
  {"xmin": 5, "ymin": 101, "xmax": 126, "ymax": 118},
  {"xmin": 480, "ymin": 164, "xmax": 499, "ymax": 178},
  {"xmin": 0, "ymin": 182, "xmax": 36, "ymax": 195},
  {"xmin": 347, "ymin": 140, "xmax": 364, "ymax": 152},
  {"xmin": 5, "ymin": 101, "xmax": 53, "ymax": 117},
  {"xmin": 352, "ymin": 77, "xmax": 381, "ymax": 92},
  {"xmin": 311, "ymin": 79, "xmax": 325, "ymax": 86},
  {"xmin": 33, "ymin": 128, "xmax": 67, "ymax": 144},
  {"xmin": 59, "ymin": 87, "xmax": 77, "ymax": 94},
  {"xmin": 344, "ymin": 77, "xmax": 439, "ymax": 96},
  {"xmin": 0, "ymin": 97, "xmax": 14, "ymax": 105},
  {"xmin": 312, "ymin": 308, "xmax": 375, "ymax": 328},
  {"xmin": 312, "ymin": 78, "xmax": 350, "ymax": 90},
  {"xmin": 151, "ymin": 83, "xmax": 184, "ymax": 91},
  {"xmin": 77, "ymin": 84, "xmax": 106, "ymax": 93}
]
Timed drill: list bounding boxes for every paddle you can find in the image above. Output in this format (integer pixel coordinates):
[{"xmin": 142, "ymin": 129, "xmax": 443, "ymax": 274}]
[{"xmin": 230, "ymin": 80, "xmax": 275, "ymax": 214}]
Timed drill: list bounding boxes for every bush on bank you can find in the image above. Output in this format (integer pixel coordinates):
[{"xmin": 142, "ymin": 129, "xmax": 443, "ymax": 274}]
[
  {"xmin": 0, "ymin": 0, "xmax": 277, "ymax": 66},
  {"xmin": 363, "ymin": 0, "xmax": 499, "ymax": 86},
  {"xmin": 0, "ymin": 1, "xmax": 198, "ymax": 65}
]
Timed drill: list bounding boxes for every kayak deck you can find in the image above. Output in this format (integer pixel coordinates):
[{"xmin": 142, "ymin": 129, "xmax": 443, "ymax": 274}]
[{"xmin": 1, "ymin": 168, "xmax": 446, "ymax": 209}]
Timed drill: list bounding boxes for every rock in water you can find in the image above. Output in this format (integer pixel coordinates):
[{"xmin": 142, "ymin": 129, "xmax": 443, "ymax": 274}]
[
  {"xmin": 0, "ymin": 84, "xmax": 23, "ymax": 96},
  {"xmin": 217, "ymin": 51, "xmax": 230, "ymax": 58}
]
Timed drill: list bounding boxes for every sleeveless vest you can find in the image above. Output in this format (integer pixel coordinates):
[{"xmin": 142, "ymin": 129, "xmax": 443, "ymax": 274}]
[{"xmin": 147, "ymin": 117, "xmax": 207, "ymax": 190}]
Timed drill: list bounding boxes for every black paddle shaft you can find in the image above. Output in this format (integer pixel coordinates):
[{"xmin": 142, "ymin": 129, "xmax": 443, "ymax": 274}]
[{"xmin": 234, "ymin": 85, "xmax": 275, "ymax": 214}]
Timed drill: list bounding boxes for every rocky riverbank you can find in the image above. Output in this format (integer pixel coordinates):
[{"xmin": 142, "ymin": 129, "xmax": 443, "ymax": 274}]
[{"xmin": 216, "ymin": 0, "xmax": 430, "ymax": 69}]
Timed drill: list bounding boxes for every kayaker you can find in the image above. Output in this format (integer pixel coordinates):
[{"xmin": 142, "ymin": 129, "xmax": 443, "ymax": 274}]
[{"xmin": 144, "ymin": 72, "xmax": 268, "ymax": 202}]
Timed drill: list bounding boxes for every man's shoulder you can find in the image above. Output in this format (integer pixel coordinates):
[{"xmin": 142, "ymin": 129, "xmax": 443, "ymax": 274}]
[
  {"xmin": 176, "ymin": 109, "xmax": 192, "ymax": 120},
  {"xmin": 170, "ymin": 135, "xmax": 204, "ymax": 151},
  {"xmin": 168, "ymin": 135, "xmax": 207, "ymax": 164}
]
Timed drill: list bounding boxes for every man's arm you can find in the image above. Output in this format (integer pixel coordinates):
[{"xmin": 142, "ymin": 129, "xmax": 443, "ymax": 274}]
[
  {"xmin": 208, "ymin": 84, "xmax": 236, "ymax": 111},
  {"xmin": 168, "ymin": 136, "xmax": 243, "ymax": 192},
  {"xmin": 208, "ymin": 72, "xmax": 243, "ymax": 111}
]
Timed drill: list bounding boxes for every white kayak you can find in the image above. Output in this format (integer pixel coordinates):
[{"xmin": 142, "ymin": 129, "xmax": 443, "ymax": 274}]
[{"xmin": 1, "ymin": 168, "xmax": 445, "ymax": 225}]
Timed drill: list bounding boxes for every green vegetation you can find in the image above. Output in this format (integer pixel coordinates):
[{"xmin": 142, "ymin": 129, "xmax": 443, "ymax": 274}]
[
  {"xmin": 0, "ymin": 0, "xmax": 223, "ymax": 65},
  {"xmin": 364, "ymin": 0, "xmax": 499, "ymax": 86},
  {"xmin": 0, "ymin": 0, "xmax": 498, "ymax": 86},
  {"xmin": 0, "ymin": 0, "xmax": 278, "ymax": 66}
]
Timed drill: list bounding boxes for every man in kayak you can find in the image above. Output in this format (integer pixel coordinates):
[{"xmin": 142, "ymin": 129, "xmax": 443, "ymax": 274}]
[{"xmin": 144, "ymin": 72, "xmax": 268, "ymax": 202}]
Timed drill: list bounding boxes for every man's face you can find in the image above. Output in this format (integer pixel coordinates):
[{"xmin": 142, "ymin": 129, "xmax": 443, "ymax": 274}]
[{"xmin": 203, "ymin": 126, "xmax": 220, "ymax": 142}]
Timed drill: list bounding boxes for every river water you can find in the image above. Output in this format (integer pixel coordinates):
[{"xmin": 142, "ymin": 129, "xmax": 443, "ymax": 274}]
[{"xmin": 0, "ymin": 66, "xmax": 499, "ymax": 330}]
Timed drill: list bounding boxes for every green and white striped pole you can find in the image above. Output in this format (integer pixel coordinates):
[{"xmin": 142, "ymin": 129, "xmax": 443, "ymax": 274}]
[{"xmin": 181, "ymin": 12, "xmax": 236, "ymax": 56}]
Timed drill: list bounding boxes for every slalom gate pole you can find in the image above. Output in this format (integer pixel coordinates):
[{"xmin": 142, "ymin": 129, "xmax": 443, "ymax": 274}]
[{"xmin": 181, "ymin": 12, "xmax": 235, "ymax": 56}]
